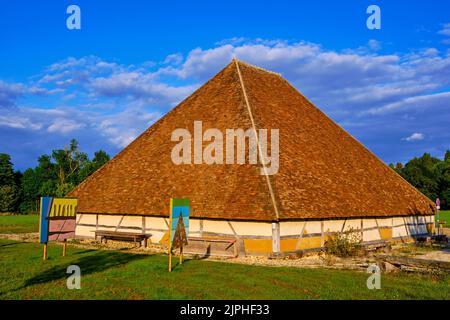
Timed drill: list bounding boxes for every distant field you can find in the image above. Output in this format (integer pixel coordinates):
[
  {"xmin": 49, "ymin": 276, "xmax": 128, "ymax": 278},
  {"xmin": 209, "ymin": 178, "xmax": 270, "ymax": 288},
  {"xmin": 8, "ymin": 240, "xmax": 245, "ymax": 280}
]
[
  {"xmin": 0, "ymin": 239, "xmax": 449, "ymax": 300},
  {"xmin": 0, "ymin": 215, "xmax": 39, "ymax": 234},
  {"xmin": 436, "ymin": 210, "xmax": 450, "ymax": 227}
]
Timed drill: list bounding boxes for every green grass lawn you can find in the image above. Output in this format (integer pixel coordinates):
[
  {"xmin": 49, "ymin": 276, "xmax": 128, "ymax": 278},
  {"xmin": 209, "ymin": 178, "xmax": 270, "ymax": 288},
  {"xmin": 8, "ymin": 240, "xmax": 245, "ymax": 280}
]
[
  {"xmin": 0, "ymin": 239, "xmax": 449, "ymax": 300},
  {"xmin": 436, "ymin": 210, "xmax": 450, "ymax": 227},
  {"xmin": 0, "ymin": 214, "xmax": 39, "ymax": 234}
]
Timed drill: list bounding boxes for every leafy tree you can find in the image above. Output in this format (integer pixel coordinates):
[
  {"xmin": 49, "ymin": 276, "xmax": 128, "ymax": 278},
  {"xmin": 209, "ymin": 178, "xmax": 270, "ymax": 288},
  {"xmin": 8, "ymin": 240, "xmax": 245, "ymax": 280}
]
[
  {"xmin": 37, "ymin": 155, "xmax": 56, "ymax": 182},
  {"xmin": 437, "ymin": 152, "xmax": 450, "ymax": 208},
  {"xmin": 0, "ymin": 154, "xmax": 15, "ymax": 186},
  {"xmin": 395, "ymin": 151, "xmax": 450, "ymax": 209},
  {"xmin": 56, "ymin": 182, "xmax": 75, "ymax": 197},
  {"xmin": 19, "ymin": 169, "xmax": 40, "ymax": 213},
  {"xmin": 92, "ymin": 150, "xmax": 110, "ymax": 168},
  {"xmin": 16, "ymin": 139, "xmax": 111, "ymax": 212},
  {"xmin": 0, "ymin": 154, "xmax": 20, "ymax": 212},
  {"xmin": 52, "ymin": 139, "xmax": 88, "ymax": 187},
  {"xmin": 0, "ymin": 185, "xmax": 19, "ymax": 212},
  {"xmin": 39, "ymin": 179, "xmax": 57, "ymax": 197},
  {"xmin": 445, "ymin": 150, "xmax": 450, "ymax": 162},
  {"xmin": 78, "ymin": 150, "xmax": 110, "ymax": 182}
]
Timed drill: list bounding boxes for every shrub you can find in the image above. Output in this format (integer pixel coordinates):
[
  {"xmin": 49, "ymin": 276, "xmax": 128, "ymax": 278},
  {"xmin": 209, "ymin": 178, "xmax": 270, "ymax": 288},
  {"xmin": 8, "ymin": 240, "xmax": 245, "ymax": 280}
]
[{"xmin": 325, "ymin": 227, "xmax": 362, "ymax": 257}]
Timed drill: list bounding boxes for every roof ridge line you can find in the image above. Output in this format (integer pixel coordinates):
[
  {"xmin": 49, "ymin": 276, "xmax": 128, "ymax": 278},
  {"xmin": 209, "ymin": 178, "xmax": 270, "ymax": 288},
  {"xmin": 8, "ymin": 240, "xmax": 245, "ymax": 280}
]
[
  {"xmin": 234, "ymin": 59, "xmax": 281, "ymax": 221},
  {"xmin": 232, "ymin": 58, "xmax": 282, "ymax": 77}
]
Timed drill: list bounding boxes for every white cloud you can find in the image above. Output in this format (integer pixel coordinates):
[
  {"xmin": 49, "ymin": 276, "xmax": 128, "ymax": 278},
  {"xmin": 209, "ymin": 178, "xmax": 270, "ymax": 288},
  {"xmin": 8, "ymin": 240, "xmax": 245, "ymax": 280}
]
[
  {"xmin": 97, "ymin": 107, "xmax": 161, "ymax": 147},
  {"xmin": 0, "ymin": 81, "xmax": 25, "ymax": 108},
  {"xmin": 403, "ymin": 133, "xmax": 425, "ymax": 142},
  {"xmin": 47, "ymin": 118, "xmax": 86, "ymax": 134},
  {"xmin": 153, "ymin": 41, "xmax": 450, "ymax": 120},
  {"xmin": 35, "ymin": 55, "xmax": 197, "ymax": 108},
  {"xmin": 438, "ymin": 23, "xmax": 450, "ymax": 36},
  {"xmin": 0, "ymin": 104, "xmax": 161, "ymax": 149},
  {"xmin": 163, "ymin": 53, "xmax": 183, "ymax": 65},
  {"xmin": 31, "ymin": 42, "xmax": 449, "ymax": 120},
  {"xmin": 0, "ymin": 114, "xmax": 42, "ymax": 130},
  {"xmin": 438, "ymin": 23, "xmax": 450, "ymax": 44},
  {"xmin": 367, "ymin": 39, "xmax": 382, "ymax": 51},
  {"xmin": 364, "ymin": 91, "xmax": 450, "ymax": 115}
]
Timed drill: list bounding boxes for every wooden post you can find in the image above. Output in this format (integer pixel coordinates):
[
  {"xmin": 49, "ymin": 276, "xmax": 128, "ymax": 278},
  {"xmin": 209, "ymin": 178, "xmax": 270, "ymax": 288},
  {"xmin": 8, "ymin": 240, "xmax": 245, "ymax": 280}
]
[
  {"xmin": 391, "ymin": 218, "xmax": 394, "ymax": 239},
  {"xmin": 62, "ymin": 239, "xmax": 67, "ymax": 257},
  {"xmin": 271, "ymin": 222, "xmax": 280, "ymax": 254},
  {"xmin": 320, "ymin": 221, "xmax": 324, "ymax": 248},
  {"xmin": 361, "ymin": 219, "xmax": 364, "ymax": 242},
  {"xmin": 200, "ymin": 219, "xmax": 203, "ymax": 237},
  {"xmin": 168, "ymin": 198, "xmax": 173, "ymax": 272},
  {"xmin": 142, "ymin": 216, "xmax": 147, "ymax": 248},
  {"xmin": 43, "ymin": 243, "xmax": 48, "ymax": 260},
  {"xmin": 180, "ymin": 244, "xmax": 183, "ymax": 264}
]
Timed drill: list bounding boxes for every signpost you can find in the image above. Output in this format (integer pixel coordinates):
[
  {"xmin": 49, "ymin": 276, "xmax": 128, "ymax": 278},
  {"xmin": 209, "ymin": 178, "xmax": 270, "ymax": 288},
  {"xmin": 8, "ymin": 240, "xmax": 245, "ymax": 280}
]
[
  {"xmin": 168, "ymin": 198, "xmax": 190, "ymax": 272},
  {"xmin": 39, "ymin": 197, "xmax": 78, "ymax": 260}
]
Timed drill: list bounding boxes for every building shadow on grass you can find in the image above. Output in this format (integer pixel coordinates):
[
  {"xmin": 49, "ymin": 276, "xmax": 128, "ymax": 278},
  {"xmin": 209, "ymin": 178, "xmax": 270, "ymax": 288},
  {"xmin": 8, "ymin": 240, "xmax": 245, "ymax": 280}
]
[
  {"xmin": 0, "ymin": 241, "xmax": 19, "ymax": 248},
  {"xmin": 6, "ymin": 250, "xmax": 148, "ymax": 294},
  {"xmin": 71, "ymin": 248, "xmax": 97, "ymax": 255}
]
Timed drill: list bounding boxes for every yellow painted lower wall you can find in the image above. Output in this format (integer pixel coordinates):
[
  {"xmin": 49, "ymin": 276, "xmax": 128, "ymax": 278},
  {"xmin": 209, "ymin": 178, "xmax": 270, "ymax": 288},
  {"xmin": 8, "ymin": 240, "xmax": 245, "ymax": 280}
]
[
  {"xmin": 379, "ymin": 228, "xmax": 393, "ymax": 240},
  {"xmin": 280, "ymin": 236, "xmax": 323, "ymax": 252},
  {"xmin": 243, "ymin": 239, "xmax": 272, "ymax": 254}
]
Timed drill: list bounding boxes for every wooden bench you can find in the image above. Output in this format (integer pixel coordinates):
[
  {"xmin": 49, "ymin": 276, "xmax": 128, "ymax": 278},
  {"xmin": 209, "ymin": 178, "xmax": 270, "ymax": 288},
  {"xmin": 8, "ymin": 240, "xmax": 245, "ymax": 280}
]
[
  {"xmin": 186, "ymin": 237, "xmax": 238, "ymax": 257},
  {"xmin": 94, "ymin": 231, "xmax": 151, "ymax": 247}
]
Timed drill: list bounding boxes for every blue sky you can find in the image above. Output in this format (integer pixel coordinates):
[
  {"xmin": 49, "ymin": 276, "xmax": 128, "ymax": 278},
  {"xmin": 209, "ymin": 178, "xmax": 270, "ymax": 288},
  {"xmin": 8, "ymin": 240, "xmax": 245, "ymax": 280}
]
[{"xmin": 1, "ymin": 0, "xmax": 450, "ymax": 170}]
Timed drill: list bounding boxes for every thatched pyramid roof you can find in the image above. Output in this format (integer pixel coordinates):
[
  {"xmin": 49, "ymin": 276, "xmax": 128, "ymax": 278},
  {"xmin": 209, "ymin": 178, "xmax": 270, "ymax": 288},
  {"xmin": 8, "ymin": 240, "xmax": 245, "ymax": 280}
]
[{"xmin": 70, "ymin": 59, "xmax": 435, "ymax": 221}]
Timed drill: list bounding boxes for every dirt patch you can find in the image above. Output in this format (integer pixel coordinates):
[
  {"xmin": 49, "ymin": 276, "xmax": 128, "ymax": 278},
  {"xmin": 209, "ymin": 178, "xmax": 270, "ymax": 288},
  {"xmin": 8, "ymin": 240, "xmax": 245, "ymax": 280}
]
[
  {"xmin": 0, "ymin": 232, "xmax": 38, "ymax": 242},
  {"xmin": 413, "ymin": 249, "xmax": 450, "ymax": 263}
]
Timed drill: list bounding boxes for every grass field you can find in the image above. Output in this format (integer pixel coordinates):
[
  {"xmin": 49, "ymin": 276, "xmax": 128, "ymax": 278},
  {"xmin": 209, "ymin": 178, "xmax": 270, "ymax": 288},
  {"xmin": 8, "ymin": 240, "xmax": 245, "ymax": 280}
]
[
  {"xmin": 0, "ymin": 239, "xmax": 449, "ymax": 300},
  {"xmin": 0, "ymin": 214, "xmax": 449, "ymax": 299},
  {"xmin": 0, "ymin": 214, "xmax": 39, "ymax": 234},
  {"xmin": 436, "ymin": 210, "xmax": 450, "ymax": 227}
]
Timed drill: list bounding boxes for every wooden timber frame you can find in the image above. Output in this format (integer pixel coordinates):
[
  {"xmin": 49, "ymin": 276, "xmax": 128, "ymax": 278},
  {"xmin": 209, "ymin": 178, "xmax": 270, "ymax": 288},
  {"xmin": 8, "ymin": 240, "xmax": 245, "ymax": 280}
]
[
  {"xmin": 75, "ymin": 213, "xmax": 435, "ymax": 256},
  {"xmin": 184, "ymin": 237, "xmax": 238, "ymax": 257}
]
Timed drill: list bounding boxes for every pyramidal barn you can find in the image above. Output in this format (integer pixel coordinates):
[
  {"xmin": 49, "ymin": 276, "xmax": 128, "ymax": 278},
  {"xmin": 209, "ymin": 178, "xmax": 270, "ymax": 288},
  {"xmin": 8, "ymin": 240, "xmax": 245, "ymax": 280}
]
[{"xmin": 70, "ymin": 59, "xmax": 436, "ymax": 256}]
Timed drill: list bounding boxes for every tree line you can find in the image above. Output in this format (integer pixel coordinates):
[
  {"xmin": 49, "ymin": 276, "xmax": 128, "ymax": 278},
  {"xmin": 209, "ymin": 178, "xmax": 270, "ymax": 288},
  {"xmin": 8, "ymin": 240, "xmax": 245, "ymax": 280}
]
[
  {"xmin": 0, "ymin": 139, "xmax": 110, "ymax": 213},
  {"xmin": 389, "ymin": 151, "xmax": 450, "ymax": 209}
]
